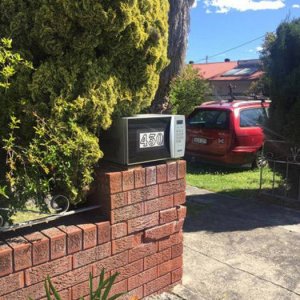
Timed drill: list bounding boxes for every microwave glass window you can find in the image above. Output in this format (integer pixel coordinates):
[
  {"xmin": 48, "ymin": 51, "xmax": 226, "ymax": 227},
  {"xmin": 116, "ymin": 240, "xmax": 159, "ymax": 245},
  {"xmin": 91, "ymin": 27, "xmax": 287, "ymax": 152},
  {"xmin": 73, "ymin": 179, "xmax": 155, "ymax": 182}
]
[{"xmin": 128, "ymin": 118, "xmax": 171, "ymax": 164}]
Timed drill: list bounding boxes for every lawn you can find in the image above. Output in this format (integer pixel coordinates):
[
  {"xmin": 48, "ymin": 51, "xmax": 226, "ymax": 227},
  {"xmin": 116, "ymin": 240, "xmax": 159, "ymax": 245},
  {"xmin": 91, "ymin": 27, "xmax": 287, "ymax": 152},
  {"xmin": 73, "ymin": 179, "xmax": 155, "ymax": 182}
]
[{"xmin": 186, "ymin": 162, "xmax": 281, "ymax": 199}]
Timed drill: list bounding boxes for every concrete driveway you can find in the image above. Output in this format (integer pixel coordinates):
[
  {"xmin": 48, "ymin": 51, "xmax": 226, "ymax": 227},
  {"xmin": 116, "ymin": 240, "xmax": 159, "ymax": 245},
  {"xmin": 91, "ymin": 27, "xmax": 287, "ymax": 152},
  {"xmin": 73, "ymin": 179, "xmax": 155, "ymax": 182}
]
[{"xmin": 172, "ymin": 186, "xmax": 300, "ymax": 300}]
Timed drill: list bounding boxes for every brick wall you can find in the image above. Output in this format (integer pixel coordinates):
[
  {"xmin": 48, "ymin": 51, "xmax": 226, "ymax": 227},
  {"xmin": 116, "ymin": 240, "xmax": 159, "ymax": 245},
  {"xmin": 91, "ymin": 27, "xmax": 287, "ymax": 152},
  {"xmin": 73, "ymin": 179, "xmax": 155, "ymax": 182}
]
[{"xmin": 0, "ymin": 161, "xmax": 186, "ymax": 300}]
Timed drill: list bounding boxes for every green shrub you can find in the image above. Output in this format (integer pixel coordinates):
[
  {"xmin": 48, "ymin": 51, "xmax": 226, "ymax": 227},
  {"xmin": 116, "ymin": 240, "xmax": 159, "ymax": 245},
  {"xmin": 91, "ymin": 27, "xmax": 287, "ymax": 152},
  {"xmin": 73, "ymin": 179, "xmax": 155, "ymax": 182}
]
[
  {"xmin": 169, "ymin": 64, "xmax": 210, "ymax": 115},
  {"xmin": 261, "ymin": 19, "xmax": 300, "ymax": 197},
  {"xmin": 263, "ymin": 19, "xmax": 300, "ymax": 144},
  {"xmin": 0, "ymin": 1, "xmax": 169, "ymax": 218}
]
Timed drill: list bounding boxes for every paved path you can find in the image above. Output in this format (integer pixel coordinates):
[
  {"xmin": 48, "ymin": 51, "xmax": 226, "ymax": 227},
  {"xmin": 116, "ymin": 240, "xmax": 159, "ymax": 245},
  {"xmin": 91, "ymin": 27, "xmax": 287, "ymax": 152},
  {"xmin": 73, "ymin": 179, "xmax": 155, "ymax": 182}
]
[{"xmin": 170, "ymin": 186, "xmax": 300, "ymax": 300}]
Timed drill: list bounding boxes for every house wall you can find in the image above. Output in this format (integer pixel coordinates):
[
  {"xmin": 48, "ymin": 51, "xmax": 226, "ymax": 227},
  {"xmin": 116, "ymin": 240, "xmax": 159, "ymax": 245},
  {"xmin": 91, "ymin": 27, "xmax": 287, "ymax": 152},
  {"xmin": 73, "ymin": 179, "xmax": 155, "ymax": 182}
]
[
  {"xmin": 0, "ymin": 161, "xmax": 186, "ymax": 300},
  {"xmin": 211, "ymin": 80, "xmax": 255, "ymax": 97}
]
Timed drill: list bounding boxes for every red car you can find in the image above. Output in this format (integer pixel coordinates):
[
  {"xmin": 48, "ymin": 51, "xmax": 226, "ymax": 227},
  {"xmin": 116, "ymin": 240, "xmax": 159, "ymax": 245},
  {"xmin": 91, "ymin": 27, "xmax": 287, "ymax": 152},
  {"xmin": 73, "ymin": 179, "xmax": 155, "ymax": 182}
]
[{"xmin": 185, "ymin": 99, "xmax": 271, "ymax": 167}]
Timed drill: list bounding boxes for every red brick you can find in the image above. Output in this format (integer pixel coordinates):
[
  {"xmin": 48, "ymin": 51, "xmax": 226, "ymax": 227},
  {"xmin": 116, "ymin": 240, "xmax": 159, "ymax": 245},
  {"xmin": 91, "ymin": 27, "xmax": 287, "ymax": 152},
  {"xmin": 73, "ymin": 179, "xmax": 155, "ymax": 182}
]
[
  {"xmin": 113, "ymin": 259, "xmax": 143, "ymax": 282},
  {"xmin": 177, "ymin": 205, "xmax": 187, "ymax": 219},
  {"xmin": 160, "ymin": 208, "xmax": 177, "ymax": 224},
  {"xmin": 159, "ymin": 232, "xmax": 183, "ymax": 251},
  {"xmin": 25, "ymin": 256, "xmax": 72, "ymax": 285},
  {"xmin": 109, "ymin": 279, "xmax": 127, "ymax": 298},
  {"xmin": 111, "ymin": 222, "xmax": 127, "ymax": 240},
  {"xmin": 128, "ymin": 185, "xmax": 158, "ymax": 205},
  {"xmin": 128, "ymin": 242, "xmax": 157, "ymax": 263},
  {"xmin": 146, "ymin": 166, "xmax": 156, "ymax": 186},
  {"xmin": 73, "ymin": 242, "xmax": 111, "ymax": 268},
  {"xmin": 172, "ymin": 243, "xmax": 183, "ymax": 258},
  {"xmin": 134, "ymin": 168, "xmax": 145, "ymax": 189},
  {"xmin": 24, "ymin": 231, "xmax": 49, "ymax": 266},
  {"xmin": 156, "ymin": 164, "xmax": 167, "ymax": 183},
  {"xmin": 93, "ymin": 252, "xmax": 129, "ymax": 276},
  {"xmin": 111, "ymin": 192, "xmax": 128, "ymax": 209},
  {"xmin": 145, "ymin": 222, "xmax": 176, "ymax": 241},
  {"xmin": 144, "ymin": 248, "xmax": 172, "ymax": 270},
  {"xmin": 175, "ymin": 219, "xmax": 185, "ymax": 232},
  {"xmin": 172, "ymin": 267, "xmax": 183, "ymax": 283},
  {"xmin": 51, "ymin": 265, "xmax": 92, "ymax": 291},
  {"xmin": 0, "ymin": 272, "xmax": 24, "ymax": 296},
  {"xmin": 167, "ymin": 162, "xmax": 177, "ymax": 181},
  {"xmin": 42, "ymin": 227, "xmax": 66, "ymax": 260},
  {"xmin": 174, "ymin": 191, "xmax": 186, "ymax": 206},
  {"xmin": 71, "ymin": 280, "xmax": 89, "ymax": 300},
  {"xmin": 144, "ymin": 273, "xmax": 171, "ymax": 297},
  {"xmin": 159, "ymin": 179, "xmax": 185, "ymax": 197},
  {"xmin": 72, "ymin": 273, "xmax": 110, "ymax": 300},
  {"xmin": 106, "ymin": 172, "xmax": 122, "ymax": 194},
  {"xmin": 0, "ymin": 241, "xmax": 12, "ymax": 276},
  {"xmin": 158, "ymin": 256, "xmax": 183, "ymax": 277},
  {"xmin": 122, "ymin": 170, "xmax": 134, "ymax": 191},
  {"xmin": 2, "ymin": 281, "xmax": 45, "ymax": 300},
  {"xmin": 77, "ymin": 224, "xmax": 97, "ymax": 250},
  {"xmin": 123, "ymin": 286, "xmax": 143, "ymax": 299},
  {"xmin": 96, "ymin": 221, "xmax": 111, "ymax": 244},
  {"xmin": 177, "ymin": 160, "xmax": 186, "ymax": 179},
  {"xmin": 111, "ymin": 203, "xmax": 144, "ymax": 224},
  {"xmin": 112, "ymin": 234, "xmax": 141, "ymax": 254},
  {"xmin": 128, "ymin": 266, "xmax": 157, "ymax": 290},
  {"xmin": 72, "ymin": 272, "xmax": 110, "ymax": 300},
  {"xmin": 58, "ymin": 225, "xmax": 82, "ymax": 254},
  {"xmin": 144, "ymin": 195, "xmax": 173, "ymax": 214},
  {"xmin": 6, "ymin": 236, "xmax": 32, "ymax": 271},
  {"xmin": 128, "ymin": 212, "xmax": 159, "ymax": 234}
]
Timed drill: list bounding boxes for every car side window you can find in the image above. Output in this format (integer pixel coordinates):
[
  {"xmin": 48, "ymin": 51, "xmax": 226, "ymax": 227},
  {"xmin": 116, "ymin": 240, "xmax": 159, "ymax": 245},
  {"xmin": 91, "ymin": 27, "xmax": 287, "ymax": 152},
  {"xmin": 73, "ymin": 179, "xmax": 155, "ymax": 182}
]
[
  {"xmin": 188, "ymin": 109, "xmax": 229, "ymax": 129},
  {"xmin": 240, "ymin": 108, "xmax": 268, "ymax": 127}
]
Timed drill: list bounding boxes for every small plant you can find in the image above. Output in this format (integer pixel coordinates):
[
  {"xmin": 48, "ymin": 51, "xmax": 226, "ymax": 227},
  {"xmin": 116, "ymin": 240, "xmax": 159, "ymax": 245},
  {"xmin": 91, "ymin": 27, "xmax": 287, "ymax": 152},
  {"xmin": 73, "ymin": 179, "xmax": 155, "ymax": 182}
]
[{"xmin": 30, "ymin": 270, "xmax": 126, "ymax": 300}]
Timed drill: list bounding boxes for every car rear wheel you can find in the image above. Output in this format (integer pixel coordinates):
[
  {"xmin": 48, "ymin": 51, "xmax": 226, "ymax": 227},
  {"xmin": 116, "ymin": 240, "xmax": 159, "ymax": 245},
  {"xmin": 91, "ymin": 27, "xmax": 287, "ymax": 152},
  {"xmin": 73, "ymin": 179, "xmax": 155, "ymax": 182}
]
[{"xmin": 252, "ymin": 150, "xmax": 268, "ymax": 169}]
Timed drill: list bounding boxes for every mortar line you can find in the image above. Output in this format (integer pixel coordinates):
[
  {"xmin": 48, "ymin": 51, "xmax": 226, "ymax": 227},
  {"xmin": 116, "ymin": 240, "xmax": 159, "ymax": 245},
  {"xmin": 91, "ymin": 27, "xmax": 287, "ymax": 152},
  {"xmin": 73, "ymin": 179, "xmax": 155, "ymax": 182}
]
[{"xmin": 183, "ymin": 243, "xmax": 300, "ymax": 297}]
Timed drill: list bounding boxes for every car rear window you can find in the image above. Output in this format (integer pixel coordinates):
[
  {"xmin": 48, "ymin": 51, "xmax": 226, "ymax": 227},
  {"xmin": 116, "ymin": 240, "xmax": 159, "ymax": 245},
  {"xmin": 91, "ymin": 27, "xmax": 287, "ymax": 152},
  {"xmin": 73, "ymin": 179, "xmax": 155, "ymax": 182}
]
[
  {"xmin": 187, "ymin": 109, "xmax": 229, "ymax": 129},
  {"xmin": 240, "ymin": 108, "xmax": 268, "ymax": 127}
]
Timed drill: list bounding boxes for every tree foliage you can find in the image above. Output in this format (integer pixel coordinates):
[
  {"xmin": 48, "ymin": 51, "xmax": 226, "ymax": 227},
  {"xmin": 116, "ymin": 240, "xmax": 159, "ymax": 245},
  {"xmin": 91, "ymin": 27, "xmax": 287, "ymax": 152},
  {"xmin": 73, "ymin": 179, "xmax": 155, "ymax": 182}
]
[
  {"xmin": 262, "ymin": 19, "xmax": 300, "ymax": 144},
  {"xmin": 169, "ymin": 64, "xmax": 210, "ymax": 115},
  {"xmin": 0, "ymin": 0, "xmax": 169, "ymax": 214}
]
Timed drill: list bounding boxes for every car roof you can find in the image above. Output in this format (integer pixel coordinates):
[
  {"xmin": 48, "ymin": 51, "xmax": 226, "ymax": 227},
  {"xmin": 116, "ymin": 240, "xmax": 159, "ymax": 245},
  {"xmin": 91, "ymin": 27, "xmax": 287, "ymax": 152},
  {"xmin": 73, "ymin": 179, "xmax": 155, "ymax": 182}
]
[{"xmin": 197, "ymin": 99, "xmax": 271, "ymax": 111}]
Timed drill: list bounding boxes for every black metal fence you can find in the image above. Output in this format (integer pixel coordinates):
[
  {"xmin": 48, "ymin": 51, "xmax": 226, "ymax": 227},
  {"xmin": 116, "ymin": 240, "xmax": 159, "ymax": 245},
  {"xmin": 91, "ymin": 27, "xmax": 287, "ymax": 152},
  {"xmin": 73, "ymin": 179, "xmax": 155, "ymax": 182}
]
[
  {"xmin": 0, "ymin": 194, "xmax": 101, "ymax": 232},
  {"xmin": 260, "ymin": 140, "xmax": 300, "ymax": 202}
]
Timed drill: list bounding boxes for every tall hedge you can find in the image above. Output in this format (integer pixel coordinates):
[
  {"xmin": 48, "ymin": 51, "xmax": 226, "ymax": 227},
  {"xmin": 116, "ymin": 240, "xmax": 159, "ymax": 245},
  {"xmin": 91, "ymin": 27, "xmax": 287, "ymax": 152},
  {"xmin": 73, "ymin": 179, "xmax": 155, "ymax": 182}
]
[
  {"xmin": 264, "ymin": 19, "xmax": 300, "ymax": 145},
  {"xmin": 0, "ymin": 0, "xmax": 169, "ymax": 214}
]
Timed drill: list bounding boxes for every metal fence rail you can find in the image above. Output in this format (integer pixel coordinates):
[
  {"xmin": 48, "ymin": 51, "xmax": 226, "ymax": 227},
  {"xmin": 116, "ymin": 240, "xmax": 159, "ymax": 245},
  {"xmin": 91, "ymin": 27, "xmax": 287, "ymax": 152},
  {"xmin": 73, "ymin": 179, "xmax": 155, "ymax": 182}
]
[
  {"xmin": 0, "ymin": 204, "xmax": 101, "ymax": 232},
  {"xmin": 0, "ymin": 194, "xmax": 101, "ymax": 232},
  {"xmin": 260, "ymin": 140, "xmax": 300, "ymax": 202}
]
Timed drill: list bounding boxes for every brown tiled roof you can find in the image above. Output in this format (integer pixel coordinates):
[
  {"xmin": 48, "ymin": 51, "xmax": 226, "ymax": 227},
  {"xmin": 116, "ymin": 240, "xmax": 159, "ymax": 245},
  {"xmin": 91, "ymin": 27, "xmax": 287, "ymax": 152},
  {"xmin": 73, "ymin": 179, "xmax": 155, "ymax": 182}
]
[{"xmin": 192, "ymin": 61, "xmax": 263, "ymax": 81}]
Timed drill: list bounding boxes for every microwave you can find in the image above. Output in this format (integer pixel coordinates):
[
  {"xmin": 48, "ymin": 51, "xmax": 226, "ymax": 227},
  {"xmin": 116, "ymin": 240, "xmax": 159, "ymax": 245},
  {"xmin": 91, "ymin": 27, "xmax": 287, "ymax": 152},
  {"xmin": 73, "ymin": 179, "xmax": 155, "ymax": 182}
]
[{"xmin": 101, "ymin": 114, "xmax": 186, "ymax": 165}]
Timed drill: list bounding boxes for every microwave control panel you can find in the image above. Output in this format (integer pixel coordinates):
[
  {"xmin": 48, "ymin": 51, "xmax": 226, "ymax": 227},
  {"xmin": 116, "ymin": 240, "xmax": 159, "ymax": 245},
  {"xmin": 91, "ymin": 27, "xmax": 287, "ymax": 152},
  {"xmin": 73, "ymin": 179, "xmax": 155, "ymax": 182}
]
[{"xmin": 172, "ymin": 116, "xmax": 186, "ymax": 158}]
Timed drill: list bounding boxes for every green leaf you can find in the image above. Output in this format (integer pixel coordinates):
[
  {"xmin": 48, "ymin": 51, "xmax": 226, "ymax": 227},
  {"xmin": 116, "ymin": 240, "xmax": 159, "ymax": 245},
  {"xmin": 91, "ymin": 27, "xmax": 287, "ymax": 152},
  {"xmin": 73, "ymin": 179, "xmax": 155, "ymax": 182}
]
[
  {"xmin": 47, "ymin": 275, "xmax": 62, "ymax": 300},
  {"xmin": 102, "ymin": 272, "xmax": 119, "ymax": 300}
]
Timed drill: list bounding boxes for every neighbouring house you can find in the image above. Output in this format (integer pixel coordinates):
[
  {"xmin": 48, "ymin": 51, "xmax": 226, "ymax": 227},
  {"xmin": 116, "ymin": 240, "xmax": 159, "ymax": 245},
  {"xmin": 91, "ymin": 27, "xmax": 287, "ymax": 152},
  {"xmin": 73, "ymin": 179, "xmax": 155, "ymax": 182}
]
[{"xmin": 192, "ymin": 59, "xmax": 264, "ymax": 99}]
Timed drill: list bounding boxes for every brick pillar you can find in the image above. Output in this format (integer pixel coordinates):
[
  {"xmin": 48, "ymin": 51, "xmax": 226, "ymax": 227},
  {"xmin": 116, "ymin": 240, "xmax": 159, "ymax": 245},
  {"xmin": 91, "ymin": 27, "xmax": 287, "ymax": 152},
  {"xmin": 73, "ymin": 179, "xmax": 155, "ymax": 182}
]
[{"xmin": 97, "ymin": 160, "xmax": 187, "ymax": 297}]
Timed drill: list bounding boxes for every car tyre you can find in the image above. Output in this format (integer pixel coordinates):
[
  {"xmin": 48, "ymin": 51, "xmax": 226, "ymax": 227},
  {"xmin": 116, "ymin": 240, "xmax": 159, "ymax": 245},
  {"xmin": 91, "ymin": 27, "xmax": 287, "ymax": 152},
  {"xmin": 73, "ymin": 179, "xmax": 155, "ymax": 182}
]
[{"xmin": 252, "ymin": 150, "xmax": 268, "ymax": 169}]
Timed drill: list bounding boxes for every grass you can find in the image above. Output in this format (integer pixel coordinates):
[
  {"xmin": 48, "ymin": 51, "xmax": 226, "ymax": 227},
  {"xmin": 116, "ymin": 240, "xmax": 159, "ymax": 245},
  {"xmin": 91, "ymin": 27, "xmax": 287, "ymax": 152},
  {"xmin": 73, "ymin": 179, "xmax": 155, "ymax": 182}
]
[
  {"xmin": 11, "ymin": 204, "xmax": 49, "ymax": 224},
  {"xmin": 186, "ymin": 162, "xmax": 282, "ymax": 199}
]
